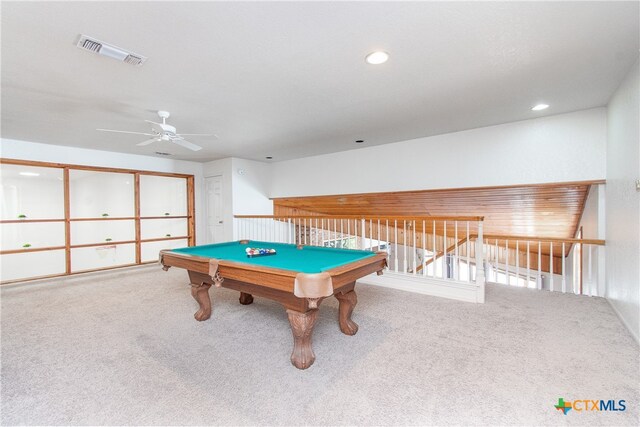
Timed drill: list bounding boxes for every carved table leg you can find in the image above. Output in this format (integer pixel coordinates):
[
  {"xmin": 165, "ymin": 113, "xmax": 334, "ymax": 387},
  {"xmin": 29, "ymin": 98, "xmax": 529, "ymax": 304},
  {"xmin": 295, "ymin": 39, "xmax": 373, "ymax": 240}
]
[
  {"xmin": 190, "ymin": 284, "xmax": 212, "ymax": 321},
  {"xmin": 239, "ymin": 292, "xmax": 254, "ymax": 305},
  {"xmin": 286, "ymin": 309, "xmax": 319, "ymax": 369},
  {"xmin": 335, "ymin": 290, "xmax": 358, "ymax": 335}
]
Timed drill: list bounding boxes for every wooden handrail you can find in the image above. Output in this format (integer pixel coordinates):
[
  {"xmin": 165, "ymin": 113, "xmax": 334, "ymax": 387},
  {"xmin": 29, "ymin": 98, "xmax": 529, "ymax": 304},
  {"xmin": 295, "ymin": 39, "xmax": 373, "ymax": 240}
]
[
  {"xmin": 235, "ymin": 214, "xmax": 485, "ymax": 221},
  {"xmin": 481, "ymin": 234, "xmax": 605, "ymax": 246}
]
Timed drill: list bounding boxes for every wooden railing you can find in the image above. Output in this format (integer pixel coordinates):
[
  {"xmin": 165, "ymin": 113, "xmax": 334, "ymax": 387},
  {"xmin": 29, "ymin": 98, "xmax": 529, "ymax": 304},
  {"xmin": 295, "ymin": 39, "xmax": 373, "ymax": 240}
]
[
  {"xmin": 234, "ymin": 215, "xmax": 606, "ymax": 297},
  {"xmin": 481, "ymin": 234, "xmax": 605, "ymax": 296},
  {"xmin": 234, "ymin": 214, "xmax": 487, "ymax": 287}
]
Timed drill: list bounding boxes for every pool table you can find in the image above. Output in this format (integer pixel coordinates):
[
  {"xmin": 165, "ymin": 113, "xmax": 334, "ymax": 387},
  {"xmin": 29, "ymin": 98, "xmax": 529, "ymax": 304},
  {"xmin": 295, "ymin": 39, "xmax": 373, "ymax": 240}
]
[{"xmin": 159, "ymin": 240, "xmax": 387, "ymax": 369}]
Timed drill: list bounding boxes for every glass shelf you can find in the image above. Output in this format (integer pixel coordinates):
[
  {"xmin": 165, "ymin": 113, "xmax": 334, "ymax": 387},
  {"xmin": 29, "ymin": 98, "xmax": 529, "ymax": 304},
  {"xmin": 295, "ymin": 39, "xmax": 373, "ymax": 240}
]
[
  {"xmin": 140, "ymin": 175, "xmax": 187, "ymax": 217},
  {"xmin": 69, "ymin": 170, "xmax": 135, "ymax": 218},
  {"xmin": 1, "ymin": 164, "xmax": 64, "ymax": 220}
]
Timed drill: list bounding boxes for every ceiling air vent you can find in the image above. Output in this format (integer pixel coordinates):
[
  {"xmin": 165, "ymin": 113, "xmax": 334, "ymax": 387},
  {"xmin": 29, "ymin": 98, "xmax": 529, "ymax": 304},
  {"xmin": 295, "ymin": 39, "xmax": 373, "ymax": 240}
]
[
  {"xmin": 124, "ymin": 54, "xmax": 144, "ymax": 66},
  {"xmin": 76, "ymin": 35, "xmax": 147, "ymax": 66}
]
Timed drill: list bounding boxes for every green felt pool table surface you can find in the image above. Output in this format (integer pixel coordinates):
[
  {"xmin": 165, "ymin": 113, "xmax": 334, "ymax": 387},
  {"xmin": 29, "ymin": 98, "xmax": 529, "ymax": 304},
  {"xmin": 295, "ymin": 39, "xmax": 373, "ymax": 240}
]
[{"xmin": 171, "ymin": 240, "xmax": 376, "ymax": 273}]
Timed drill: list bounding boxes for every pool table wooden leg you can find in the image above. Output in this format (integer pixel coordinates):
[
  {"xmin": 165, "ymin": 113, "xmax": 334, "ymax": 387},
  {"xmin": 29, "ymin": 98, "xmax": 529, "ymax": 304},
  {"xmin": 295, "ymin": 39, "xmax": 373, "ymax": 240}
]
[
  {"xmin": 190, "ymin": 283, "xmax": 212, "ymax": 321},
  {"xmin": 239, "ymin": 292, "xmax": 254, "ymax": 305},
  {"xmin": 286, "ymin": 309, "xmax": 319, "ymax": 370},
  {"xmin": 335, "ymin": 290, "xmax": 358, "ymax": 335},
  {"xmin": 188, "ymin": 271, "xmax": 213, "ymax": 321}
]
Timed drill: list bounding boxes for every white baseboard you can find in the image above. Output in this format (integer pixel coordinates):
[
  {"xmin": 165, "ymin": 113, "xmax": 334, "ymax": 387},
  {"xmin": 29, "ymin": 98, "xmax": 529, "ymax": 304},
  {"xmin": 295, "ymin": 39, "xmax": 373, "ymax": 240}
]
[
  {"xmin": 606, "ymin": 298, "xmax": 640, "ymax": 345},
  {"xmin": 358, "ymin": 271, "xmax": 484, "ymax": 303}
]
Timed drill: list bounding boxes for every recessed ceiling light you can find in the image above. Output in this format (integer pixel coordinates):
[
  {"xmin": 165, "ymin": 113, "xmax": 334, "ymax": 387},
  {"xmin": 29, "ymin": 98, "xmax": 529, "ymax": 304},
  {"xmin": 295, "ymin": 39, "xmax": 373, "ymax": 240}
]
[
  {"xmin": 265, "ymin": 156, "xmax": 273, "ymax": 160},
  {"xmin": 531, "ymin": 103, "xmax": 549, "ymax": 111},
  {"xmin": 365, "ymin": 51, "xmax": 389, "ymax": 65},
  {"xmin": 19, "ymin": 172, "xmax": 40, "ymax": 177},
  {"xmin": 355, "ymin": 140, "xmax": 364, "ymax": 144}
]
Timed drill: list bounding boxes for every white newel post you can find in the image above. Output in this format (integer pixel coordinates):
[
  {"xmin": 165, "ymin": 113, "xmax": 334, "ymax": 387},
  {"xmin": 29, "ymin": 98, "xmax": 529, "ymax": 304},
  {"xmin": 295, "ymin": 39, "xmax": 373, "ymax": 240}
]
[{"xmin": 475, "ymin": 220, "xmax": 486, "ymax": 303}]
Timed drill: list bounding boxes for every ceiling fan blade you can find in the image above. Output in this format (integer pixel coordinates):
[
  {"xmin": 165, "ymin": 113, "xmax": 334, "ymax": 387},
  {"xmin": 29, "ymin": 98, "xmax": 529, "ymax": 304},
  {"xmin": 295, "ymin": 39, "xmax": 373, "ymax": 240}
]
[
  {"xmin": 137, "ymin": 138, "xmax": 160, "ymax": 146},
  {"xmin": 176, "ymin": 133, "xmax": 219, "ymax": 138},
  {"xmin": 97, "ymin": 128, "xmax": 156, "ymax": 136},
  {"xmin": 171, "ymin": 138, "xmax": 202, "ymax": 151}
]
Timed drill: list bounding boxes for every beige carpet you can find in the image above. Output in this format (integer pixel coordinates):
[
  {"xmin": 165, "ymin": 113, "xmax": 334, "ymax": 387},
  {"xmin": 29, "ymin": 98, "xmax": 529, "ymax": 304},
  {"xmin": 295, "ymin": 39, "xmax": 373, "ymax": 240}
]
[{"xmin": 1, "ymin": 266, "xmax": 638, "ymax": 426}]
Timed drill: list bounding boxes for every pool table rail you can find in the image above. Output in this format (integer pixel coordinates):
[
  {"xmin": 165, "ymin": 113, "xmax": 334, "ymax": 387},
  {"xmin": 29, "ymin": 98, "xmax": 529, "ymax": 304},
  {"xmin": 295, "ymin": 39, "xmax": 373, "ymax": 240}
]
[{"xmin": 159, "ymin": 249, "xmax": 387, "ymax": 296}]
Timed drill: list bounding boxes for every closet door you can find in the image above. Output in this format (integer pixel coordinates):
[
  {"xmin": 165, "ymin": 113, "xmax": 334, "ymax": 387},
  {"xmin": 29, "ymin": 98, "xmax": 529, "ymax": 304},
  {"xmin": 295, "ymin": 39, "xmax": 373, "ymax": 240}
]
[
  {"xmin": 0, "ymin": 164, "xmax": 66, "ymax": 281},
  {"xmin": 69, "ymin": 170, "xmax": 136, "ymax": 271},
  {"xmin": 139, "ymin": 175, "xmax": 189, "ymax": 262}
]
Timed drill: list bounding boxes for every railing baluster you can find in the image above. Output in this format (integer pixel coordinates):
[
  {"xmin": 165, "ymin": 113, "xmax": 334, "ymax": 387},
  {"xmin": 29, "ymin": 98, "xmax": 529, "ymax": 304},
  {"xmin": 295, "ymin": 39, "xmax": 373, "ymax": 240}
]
[
  {"xmin": 549, "ymin": 242, "xmax": 554, "ymax": 292},
  {"xmin": 394, "ymin": 220, "xmax": 398, "ymax": 273},
  {"xmin": 516, "ymin": 240, "xmax": 520, "ymax": 286},
  {"xmin": 385, "ymin": 220, "xmax": 389, "ymax": 260},
  {"xmin": 432, "ymin": 220, "xmax": 436, "ymax": 278},
  {"xmin": 443, "ymin": 220, "xmax": 447, "ymax": 279},
  {"xmin": 377, "ymin": 219, "xmax": 380, "ymax": 252},
  {"xmin": 561, "ymin": 242, "xmax": 566, "ymax": 293},
  {"xmin": 505, "ymin": 239, "xmax": 509, "ymax": 286},
  {"xmin": 475, "ymin": 220, "xmax": 485, "ymax": 294},
  {"xmin": 412, "ymin": 220, "xmax": 417, "ymax": 275},
  {"xmin": 526, "ymin": 241, "xmax": 531, "ymax": 288},
  {"xmin": 403, "ymin": 220, "xmax": 407, "ymax": 273},
  {"xmin": 422, "ymin": 220, "xmax": 426, "ymax": 276},
  {"xmin": 588, "ymin": 245, "xmax": 593, "ymax": 297},
  {"xmin": 494, "ymin": 238, "xmax": 498, "ymax": 283},
  {"xmin": 466, "ymin": 221, "xmax": 470, "ymax": 282},
  {"xmin": 454, "ymin": 221, "xmax": 459, "ymax": 281},
  {"xmin": 537, "ymin": 242, "xmax": 542, "ymax": 290}
]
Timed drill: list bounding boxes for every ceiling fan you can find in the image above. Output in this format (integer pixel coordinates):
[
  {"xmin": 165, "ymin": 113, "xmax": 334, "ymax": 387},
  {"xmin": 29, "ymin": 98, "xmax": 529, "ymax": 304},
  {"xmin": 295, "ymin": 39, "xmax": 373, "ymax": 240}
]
[{"xmin": 97, "ymin": 110, "xmax": 216, "ymax": 151}]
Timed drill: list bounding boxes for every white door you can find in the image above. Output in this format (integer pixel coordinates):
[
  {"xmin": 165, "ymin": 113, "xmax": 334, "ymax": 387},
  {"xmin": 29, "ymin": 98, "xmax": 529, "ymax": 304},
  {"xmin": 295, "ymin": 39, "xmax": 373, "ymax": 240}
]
[{"xmin": 206, "ymin": 176, "xmax": 225, "ymax": 243}]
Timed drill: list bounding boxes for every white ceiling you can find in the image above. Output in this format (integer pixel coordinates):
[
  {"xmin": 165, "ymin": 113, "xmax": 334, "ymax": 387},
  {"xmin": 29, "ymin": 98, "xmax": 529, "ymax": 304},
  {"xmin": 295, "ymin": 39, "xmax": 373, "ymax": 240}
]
[{"xmin": 1, "ymin": 1, "xmax": 638, "ymax": 162}]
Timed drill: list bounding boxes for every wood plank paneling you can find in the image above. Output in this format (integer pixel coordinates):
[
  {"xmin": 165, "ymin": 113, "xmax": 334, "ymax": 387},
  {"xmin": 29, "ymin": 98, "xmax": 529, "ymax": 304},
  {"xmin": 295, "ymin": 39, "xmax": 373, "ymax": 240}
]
[{"xmin": 273, "ymin": 182, "xmax": 600, "ymax": 239}]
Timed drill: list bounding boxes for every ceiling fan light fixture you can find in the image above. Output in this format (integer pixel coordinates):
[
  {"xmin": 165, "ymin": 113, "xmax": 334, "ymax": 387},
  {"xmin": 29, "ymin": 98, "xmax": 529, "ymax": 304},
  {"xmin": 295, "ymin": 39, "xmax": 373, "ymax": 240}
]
[{"xmin": 97, "ymin": 110, "xmax": 211, "ymax": 151}]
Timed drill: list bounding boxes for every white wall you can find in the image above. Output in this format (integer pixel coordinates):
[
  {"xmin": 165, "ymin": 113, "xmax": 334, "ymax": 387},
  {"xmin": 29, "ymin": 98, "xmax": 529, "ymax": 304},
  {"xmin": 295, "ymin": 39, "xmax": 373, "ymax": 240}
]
[
  {"xmin": 605, "ymin": 59, "xmax": 640, "ymax": 343},
  {"xmin": 202, "ymin": 157, "xmax": 273, "ymax": 242},
  {"xmin": 231, "ymin": 158, "xmax": 273, "ymax": 215},
  {"xmin": 0, "ymin": 138, "xmax": 206, "ymax": 244},
  {"xmin": 270, "ymin": 108, "xmax": 607, "ymax": 197}
]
